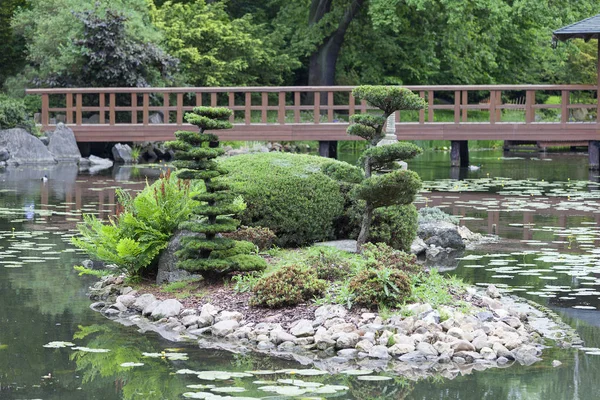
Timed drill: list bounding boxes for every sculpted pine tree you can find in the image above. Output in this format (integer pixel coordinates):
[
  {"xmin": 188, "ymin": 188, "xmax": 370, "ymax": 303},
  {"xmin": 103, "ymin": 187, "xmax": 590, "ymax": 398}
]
[
  {"xmin": 347, "ymin": 86, "xmax": 426, "ymax": 251},
  {"xmin": 166, "ymin": 106, "xmax": 266, "ymax": 278}
]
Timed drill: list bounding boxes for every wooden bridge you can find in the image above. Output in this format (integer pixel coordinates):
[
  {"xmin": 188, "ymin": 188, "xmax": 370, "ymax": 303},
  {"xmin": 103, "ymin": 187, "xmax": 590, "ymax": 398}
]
[{"xmin": 26, "ymin": 85, "xmax": 600, "ymax": 167}]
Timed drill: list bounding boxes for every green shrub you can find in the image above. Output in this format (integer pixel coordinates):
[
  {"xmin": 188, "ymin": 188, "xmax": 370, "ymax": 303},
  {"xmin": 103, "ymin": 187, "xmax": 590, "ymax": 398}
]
[
  {"xmin": 348, "ymin": 266, "xmax": 411, "ymax": 309},
  {"xmin": 0, "ymin": 94, "xmax": 36, "ymax": 133},
  {"xmin": 250, "ymin": 264, "xmax": 327, "ymax": 308},
  {"xmin": 165, "ymin": 107, "xmax": 266, "ymax": 278},
  {"xmin": 222, "ymin": 225, "xmax": 277, "ymax": 251},
  {"xmin": 361, "ymin": 242, "xmax": 421, "ymax": 275},
  {"xmin": 368, "ymin": 205, "xmax": 418, "ymax": 252},
  {"xmin": 220, "ymin": 153, "xmax": 357, "ymax": 247},
  {"xmin": 72, "ymin": 171, "xmax": 197, "ymax": 276},
  {"xmin": 359, "ymin": 142, "xmax": 423, "ymax": 172},
  {"xmin": 418, "ymin": 207, "xmax": 459, "ymax": 224},
  {"xmin": 353, "ymin": 170, "xmax": 422, "ymax": 209},
  {"xmin": 304, "ymin": 246, "xmax": 355, "ymax": 281}
]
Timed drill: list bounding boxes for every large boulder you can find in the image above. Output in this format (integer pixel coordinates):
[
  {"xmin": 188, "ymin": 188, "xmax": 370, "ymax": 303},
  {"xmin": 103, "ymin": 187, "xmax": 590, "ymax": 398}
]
[
  {"xmin": 0, "ymin": 147, "xmax": 9, "ymax": 162},
  {"xmin": 418, "ymin": 221, "xmax": 465, "ymax": 250},
  {"xmin": 112, "ymin": 143, "xmax": 133, "ymax": 163},
  {"xmin": 0, "ymin": 128, "xmax": 56, "ymax": 165},
  {"xmin": 156, "ymin": 230, "xmax": 202, "ymax": 284},
  {"xmin": 47, "ymin": 124, "xmax": 81, "ymax": 162}
]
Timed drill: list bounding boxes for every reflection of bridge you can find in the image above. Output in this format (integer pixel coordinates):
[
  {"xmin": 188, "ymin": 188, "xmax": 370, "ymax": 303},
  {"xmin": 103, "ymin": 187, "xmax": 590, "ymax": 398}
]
[{"xmin": 26, "ymin": 85, "xmax": 600, "ymax": 166}]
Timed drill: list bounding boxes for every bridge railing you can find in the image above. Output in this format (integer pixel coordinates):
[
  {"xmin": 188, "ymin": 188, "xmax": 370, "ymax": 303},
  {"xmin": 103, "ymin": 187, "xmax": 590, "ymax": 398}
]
[{"xmin": 26, "ymin": 85, "xmax": 599, "ymax": 129}]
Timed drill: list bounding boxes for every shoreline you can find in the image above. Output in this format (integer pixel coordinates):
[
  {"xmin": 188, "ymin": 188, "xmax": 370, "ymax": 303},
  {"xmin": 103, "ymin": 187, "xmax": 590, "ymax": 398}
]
[{"xmin": 87, "ymin": 274, "xmax": 582, "ymax": 380}]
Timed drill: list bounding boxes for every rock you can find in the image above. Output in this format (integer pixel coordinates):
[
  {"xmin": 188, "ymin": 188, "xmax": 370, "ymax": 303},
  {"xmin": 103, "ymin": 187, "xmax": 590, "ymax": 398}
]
[
  {"xmin": 88, "ymin": 155, "xmax": 113, "ymax": 168},
  {"xmin": 0, "ymin": 128, "xmax": 56, "ymax": 165},
  {"xmin": 151, "ymin": 299, "xmax": 183, "ymax": 319},
  {"xmin": 421, "ymin": 310, "xmax": 441, "ymax": 325},
  {"xmin": 486, "ymin": 284, "xmax": 501, "ymax": 299},
  {"xmin": 257, "ymin": 340, "xmax": 274, "ymax": 350},
  {"xmin": 418, "ymin": 221, "xmax": 465, "ymax": 250},
  {"xmin": 116, "ymin": 294, "xmax": 136, "ymax": 308},
  {"xmin": 513, "ymin": 345, "xmax": 541, "ymax": 365},
  {"xmin": 476, "ymin": 311, "xmax": 494, "ymax": 322},
  {"xmin": 502, "ymin": 317, "xmax": 522, "ymax": 329},
  {"xmin": 112, "ymin": 143, "xmax": 133, "ymax": 163},
  {"xmin": 392, "ymin": 334, "xmax": 415, "ymax": 346},
  {"xmin": 410, "ymin": 237, "xmax": 428, "ymax": 255},
  {"xmin": 552, "ymin": 360, "xmax": 562, "ymax": 367},
  {"xmin": 388, "ymin": 343, "xmax": 415, "ymax": 356},
  {"xmin": 416, "ymin": 342, "xmax": 438, "ymax": 357},
  {"xmin": 149, "ymin": 112, "xmax": 163, "ymax": 124},
  {"xmin": 355, "ymin": 340, "xmax": 374, "ymax": 353},
  {"xmin": 277, "ymin": 341, "xmax": 296, "ymax": 352},
  {"xmin": 84, "ymin": 113, "xmax": 100, "ymax": 124},
  {"xmin": 156, "ymin": 230, "xmax": 204, "ymax": 284},
  {"xmin": 447, "ymin": 327, "xmax": 467, "ymax": 340},
  {"xmin": 290, "ymin": 320, "xmax": 315, "ymax": 337},
  {"xmin": 180, "ymin": 315, "xmax": 203, "ymax": 327},
  {"xmin": 47, "ymin": 124, "xmax": 81, "ymax": 162},
  {"xmin": 492, "ymin": 342, "xmax": 514, "ymax": 359},
  {"xmin": 132, "ymin": 294, "xmax": 157, "ymax": 311},
  {"xmin": 215, "ymin": 311, "xmax": 243, "ymax": 323},
  {"xmin": 275, "ymin": 331, "xmax": 297, "ymax": 345},
  {"xmin": 337, "ymin": 349, "xmax": 359, "ymax": 358},
  {"xmin": 433, "ymin": 341, "xmax": 452, "ymax": 355},
  {"xmin": 212, "ymin": 320, "xmax": 240, "ymax": 337},
  {"xmin": 314, "ymin": 304, "xmax": 347, "ymax": 321},
  {"xmin": 336, "ymin": 333, "xmax": 360, "ymax": 349},
  {"xmin": 451, "ymin": 340, "xmax": 476, "ymax": 352},
  {"xmin": 0, "ymin": 147, "xmax": 9, "ymax": 162},
  {"xmin": 398, "ymin": 351, "xmax": 427, "ymax": 363},
  {"xmin": 142, "ymin": 300, "xmax": 162, "ymax": 316},
  {"xmin": 480, "ymin": 347, "xmax": 497, "ymax": 360},
  {"xmin": 497, "ymin": 356, "xmax": 509, "ymax": 365},
  {"xmin": 368, "ymin": 345, "xmax": 390, "ymax": 359},
  {"xmin": 328, "ymin": 323, "xmax": 356, "ymax": 335}
]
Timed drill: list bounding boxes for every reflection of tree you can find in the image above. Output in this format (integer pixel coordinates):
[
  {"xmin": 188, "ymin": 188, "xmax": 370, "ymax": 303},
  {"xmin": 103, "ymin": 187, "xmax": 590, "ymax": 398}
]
[
  {"xmin": 71, "ymin": 324, "xmax": 188, "ymax": 400},
  {"xmin": 345, "ymin": 375, "xmax": 413, "ymax": 400}
]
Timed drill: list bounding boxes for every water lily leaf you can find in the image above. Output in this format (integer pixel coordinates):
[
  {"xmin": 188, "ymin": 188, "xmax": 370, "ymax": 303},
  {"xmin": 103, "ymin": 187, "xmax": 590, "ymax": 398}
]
[
  {"xmin": 120, "ymin": 362, "xmax": 144, "ymax": 367},
  {"xmin": 71, "ymin": 346, "xmax": 110, "ymax": 353},
  {"xmin": 43, "ymin": 341, "xmax": 75, "ymax": 348},
  {"xmin": 356, "ymin": 375, "xmax": 393, "ymax": 381}
]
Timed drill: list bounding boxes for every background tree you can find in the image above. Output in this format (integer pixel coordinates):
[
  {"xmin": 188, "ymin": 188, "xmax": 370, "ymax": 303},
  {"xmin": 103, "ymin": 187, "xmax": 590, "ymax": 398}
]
[
  {"xmin": 0, "ymin": 0, "xmax": 27, "ymax": 89},
  {"xmin": 165, "ymin": 107, "xmax": 267, "ymax": 278},
  {"xmin": 347, "ymin": 86, "xmax": 425, "ymax": 250}
]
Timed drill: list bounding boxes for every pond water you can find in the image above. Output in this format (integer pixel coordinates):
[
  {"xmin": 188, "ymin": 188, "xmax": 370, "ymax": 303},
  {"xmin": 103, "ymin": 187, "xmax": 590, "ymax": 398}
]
[{"xmin": 1, "ymin": 150, "xmax": 599, "ymax": 399}]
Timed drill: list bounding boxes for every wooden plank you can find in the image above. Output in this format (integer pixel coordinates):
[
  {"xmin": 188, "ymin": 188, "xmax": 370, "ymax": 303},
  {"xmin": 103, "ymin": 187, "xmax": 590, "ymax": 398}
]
[
  {"xmin": 561, "ymin": 90, "xmax": 569, "ymax": 124},
  {"xmin": 196, "ymin": 93, "xmax": 202, "ymax": 107},
  {"xmin": 99, "ymin": 93, "xmax": 105, "ymax": 124},
  {"xmin": 278, "ymin": 91, "xmax": 286, "ymax": 124},
  {"xmin": 261, "ymin": 92, "xmax": 268, "ymax": 123},
  {"xmin": 349, "ymin": 94, "xmax": 355, "ymax": 116},
  {"xmin": 419, "ymin": 91, "xmax": 425, "ymax": 124},
  {"xmin": 176, "ymin": 93, "xmax": 183, "ymax": 125},
  {"xmin": 461, "ymin": 91, "xmax": 468, "ymax": 122},
  {"xmin": 211, "ymin": 92, "xmax": 217, "ymax": 107},
  {"xmin": 245, "ymin": 92, "xmax": 252, "ymax": 125},
  {"xmin": 525, "ymin": 90, "xmax": 534, "ymax": 123},
  {"xmin": 454, "ymin": 90, "xmax": 460, "ymax": 124},
  {"xmin": 76, "ymin": 93, "xmax": 82, "ymax": 125},
  {"xmin": 131, "ymin": 93, "xmax": 138, "ymax": 124},
  {"xmin": 427, "ymin": 91, "xmax": 434, "ymax": 123},
  {"xmin": 327, "ymin": 91, "xmax": 334, "ymax": 122},
  {"xmin": 294, "ymin": 92, "xmax": 301, "ymax": 123},
  {"xmin": 489, "ymin": 91, "xmax": 496, "ymax": 124},
  {"xmin": 41, "ymin": 94, "xmax": 49, "ymax": 128},
  {"xmin": 314, "ymin": 91, "xmax": 320, "ymax": 124},
  {"xmin": 229, "ymin": 92, "xmax": 235, "ymax": 123},
  {"xmin": 66, "ymin": 93, "xmax": 73, "ymax": 124},
  {"xmin": 163, "ymin": 93, "xmax": 170, "ymax": 124},
  {"xmin": 109, "ymin": 93, "xmax": 116, "ymax": 125},
  {"xmin": 143, "ymin": 93, "xmax": 149, "ymax": 126}
]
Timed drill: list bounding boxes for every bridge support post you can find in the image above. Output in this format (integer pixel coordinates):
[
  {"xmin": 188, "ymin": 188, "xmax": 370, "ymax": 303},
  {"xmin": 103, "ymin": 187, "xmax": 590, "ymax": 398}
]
[
  {"xmin": 589, "ymin": 140, "xmax": 600, "ymax": 170},
  {"xmin": 451, "ymin": 140, "xmax": 469, "ymax": 167},
  {"xmin": 319, "ymin": 141, "xmax": 338, "ymax": 159}
]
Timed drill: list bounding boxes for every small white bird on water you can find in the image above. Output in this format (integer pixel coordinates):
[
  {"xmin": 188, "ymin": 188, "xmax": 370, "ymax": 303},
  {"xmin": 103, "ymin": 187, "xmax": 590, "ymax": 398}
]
[
  {"xmin": 468, "ymin": 164, "xmax": 482, "ymax": 171},
  {"xmin": 41, "ymin": 174, "xmax": 48, "ymax": 182}
]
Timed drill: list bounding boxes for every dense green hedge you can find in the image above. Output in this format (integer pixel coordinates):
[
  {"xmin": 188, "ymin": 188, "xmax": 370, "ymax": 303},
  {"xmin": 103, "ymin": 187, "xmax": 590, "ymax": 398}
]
[{"xmin": 219, "ymin": 153, "xmax": 358, "ymax": 247}]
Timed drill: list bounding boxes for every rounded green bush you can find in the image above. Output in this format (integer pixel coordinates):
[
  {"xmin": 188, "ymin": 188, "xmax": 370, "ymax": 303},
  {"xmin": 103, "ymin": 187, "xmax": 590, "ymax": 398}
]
[
  {"xmin": 348, "ymin": 267, "xmax": 412, "ymax": 309},
  {"xmin": 369, "ymin": 204, "xmax": 418, "ymax": 252},
  {"xmin": 250, "ymin": 264, "xmax": 327, "ymax": 308},
  {"xmin": 220, "ymin": 153, "xmax": 361, "ymax": 247}
]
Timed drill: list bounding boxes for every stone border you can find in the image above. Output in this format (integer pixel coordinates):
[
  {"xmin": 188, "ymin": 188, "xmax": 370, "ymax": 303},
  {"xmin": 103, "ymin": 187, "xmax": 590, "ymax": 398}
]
[{"xmin": 88, "ymin": 276, "xmax": 580, "ymax": 380}]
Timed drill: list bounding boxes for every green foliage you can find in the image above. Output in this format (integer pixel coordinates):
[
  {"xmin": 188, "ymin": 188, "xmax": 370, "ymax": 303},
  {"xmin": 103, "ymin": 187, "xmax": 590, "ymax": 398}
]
[
  {"xmin": 352, "ymin": 86, "xmax": 427, "ymax": 116},
  {"xmin": 250, "ymin": 264, "xmax": 327, "ymax": 308},
  {"xmin": 348, "ymin": 266, "xmax": 411, "ymax": 309},
  {"xmin": 10, "ymin": 0, "xmax": 168, "ymax": 89},
  {"xmin": 0, "ymin": 0, "xmax": 27, "ymax": 88},
  {"xmin": 71, "ymin": 171, "xmax": 196, "ymax": 276},
  {"xmin": 353, "ymin": 170, "xmax": 422, "ymax": 209},
  {"xmin": 223, "ymin": 226, "xmax": 277, "ymax": 252},
  {"xmin": 321, "ymin": 160, "xmax": 365, "ymax": 184},
  {"xmin": 220, "ymin": 153, "xmax": 354, "ymax": 247},
  {"xmin": 232, "ymin": 271, "xmax": 262, "ymax": 293},
  {"xmin": 360, "ymin": 142, "xmax": 423, "ymax": 172},
  {"xmin": 409, "ymin": 269, "xmax": 468, "ymax": 309},
  {"xmin": 304, "ymin": 246, "xmax": 355, "ymax": 281},
  {"xmin": 0, "ymin": 94, "xmax": 36, "ymax": 132},
  {"xmin": 361, "ymin": 242, "xmax": 421, "ymax": 275},
  {"xmin": 150, "ymin": 0, "xmax": 299, "ymax": 86},
  {"xmin": 369, "ymin": 205, "xmax": 418, "ymax": 253},
  {"xmin": 418, "ymin": 206, "xmax": 459, "ymax": 224},
  {"xmin": 166, "ymin": 106, "xmax": 266, "ymax": 278},
  {"xmin": 73, "ymin": 265, "xmax": 113, "ymax": 277}
]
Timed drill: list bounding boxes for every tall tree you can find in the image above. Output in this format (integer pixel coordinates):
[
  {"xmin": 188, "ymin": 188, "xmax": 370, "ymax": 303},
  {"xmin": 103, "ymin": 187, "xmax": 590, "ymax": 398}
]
[{"xmin": 0, "ymin": 0, "xmax": 27, "ymax": 88}]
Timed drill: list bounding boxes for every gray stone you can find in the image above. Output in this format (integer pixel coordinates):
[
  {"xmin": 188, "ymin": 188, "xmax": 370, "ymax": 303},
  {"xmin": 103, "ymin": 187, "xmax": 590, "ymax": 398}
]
[
  {"xmin": 277, "ymin": 341, "xmax": 296, "ymax": 352},
  {"xmin": 142, "ymin": 300, "xmax": 162, "ymax": 316},
  {"xmin": 410, "ymin": 237, "xmax": 428, "ymax": 255},
  {"xmin": 513, "ymin": 345, "xmax": 541, "ymax": 366},
  {"xmin": 112, "ymin": 143, "xmax": 133, "ymax": 163},
  {"xmin": 336, "ymin": 333, "xmax": 360, "ymax": 349},
  {"xmin": 151, "ymin": 299, "xmax": 183, "ymax": 319},
  {"xmin": 181, "ymin": 315, "xmax": 203, "ymax": 327},
  {"xmin": 477, "ymin": 311, "xmax": 494, "ymax": 322},
  {"xmin": 328, "ymin": 323, "xmax": 356, "ymax": 335},
  {"xmin": 416, "ymin": 342, "xmax": 438, "ymax": 357},
  {"xmin": 133, "ymin": 294, "xmax": 157, "ymax": 311},
  {"xmin": 0, "ymin": 147, "xmax": 9, "ymax": 162},
  {"xmin": 552, "ymin": 360, "xmax": 562, "ymax": 367},
  {"xmin": 149, "ymin": 112, "xmax": 163, "ymax": 124},
  {"xmin": 472, "ymin": 336, "xmax": 491, "ymax": 351},
  {"xmin": 0, "ymin": 128, "xmax": 56, "ymax": 165},
  {"xmin": 275, "ymin": 331, "xmax": 297, "ymax": 345},
  {"xmin": 314, "ymin": 304, "xmax": 347, "ymax": 321},
  {"xmin": 215, "ymin": 311, "xmax": 243, "ymax": 323},
  {"xmin": 116, "ymin": 294, "xmax": 136, "ymax": 308},
  {"xmin": 451, "ymin": 340, "xmax": 476, "ymax": 352},
  {"xmin": 368, "ymin": 345, "xmax": 390, "ymax": 359},
  {"xmin": 212, "ymin": 320, "xmax": 240, "ymax": 337},
  {"xmin": 486, "ymin": 284, "xmax": 501, "ymax": 299},
  {"xmin": 355, "ymin": 339, "xmax": 374, "ymax": 353},
  {"xmin": 88, "ymin": 155, "xmax": 113, "ymax": 167},
  {"xmin": 418, "ymin": 221, "xmax": 465, "ymax": 250},
  {"xmin": 497, "ymin": 356, "xmax": 509, "ymax": 365},
  {"xmin": 337, "ymin": 349, "xmax": 359, "ymax": 358},
  {"xmin": 398, "ymin": 351, "xmax": 427, "ymax": 363},
  {"xmin": 290, "ymin": 319, "xmax": 315, "ymax": 337},
  {"xmin": 156, "ymin": 230, "xmax": 204, "ymax": 284},
  {"xmin": 388, "ymin": 343, "xmax": 415, "ymax": 355},
  {"xmin": 480, "ymin": 347, "xmax": 497, "ymax": 360},
  {"xmin": 257, "ymin": 340, "xmax": 274, "ymax": 350},
  {"xmin": 447, "ymin": 327, "xmax": 467, "ymax": 340},
  {"xmin": 47, "ymin": 124, "xmax": 81, "ymax": 162}
]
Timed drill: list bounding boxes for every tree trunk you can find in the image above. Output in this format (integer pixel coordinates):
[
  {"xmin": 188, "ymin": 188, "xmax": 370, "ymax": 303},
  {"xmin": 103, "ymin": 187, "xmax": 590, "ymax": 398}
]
[
  {"xmin": 307, "ymin": 0, "xmax": 365, "ymax": 90},
  {"xmin": 356, "ymin": 203, "xmax": 373, "ymax": 252}
]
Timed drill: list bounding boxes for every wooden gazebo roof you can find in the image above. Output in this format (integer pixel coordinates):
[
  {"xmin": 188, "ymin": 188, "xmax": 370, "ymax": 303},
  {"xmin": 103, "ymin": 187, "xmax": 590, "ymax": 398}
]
[{"xmin": 553, "ymin": 14, "xmax": 600, "ymax": 41}]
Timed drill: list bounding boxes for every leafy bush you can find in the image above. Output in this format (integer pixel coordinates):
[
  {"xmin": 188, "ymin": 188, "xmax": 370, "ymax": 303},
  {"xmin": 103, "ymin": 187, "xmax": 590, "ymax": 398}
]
[
  {"xmin": 220, "ymin": 153, "xmax": 358, "ymax": 247},
  {"xmin": 0, "ymin": 94, "xmax": 36, "ymax": 133},
  {"xmin": 361, "ymin": 242, "xmax": 421, "ymax": 275},
  {"xmin": 250, "ymin": 264, "xmax": 327, "ymax": 308},
  {"xmin": 72, "ymin": 171, "xmax": 197, "ymax": 276},
  {"xmin": 409, "ymin": 269, "xmax": 467, "ymax": 309},
  {"xmin": 368, "ymin": 205, "xmax": 418, "ymax": 252},
  {"xmin": 359, "ymin": 142, "xmax": 423, "ymax": 172},
  {"xmin": 348, "ymin": 266, "xmax": 411, "ymax": 309},
  {"xmin": 304, "ymin": 246, "xmax": 356, "ymax": 281},
  {"xmin": 418, "ymin": 207, "xmax": 460, "ymax": 224},
  {"xmin": 353, "ymin": 170, "xmax": 422, "ymax": 209},
  {"xmin": 222, "ymin": 226, "xmax": 277, "ymax": 251},
  {"xmin": 165, "ymin": 107, "xmax": 266, "ymax": 278}
]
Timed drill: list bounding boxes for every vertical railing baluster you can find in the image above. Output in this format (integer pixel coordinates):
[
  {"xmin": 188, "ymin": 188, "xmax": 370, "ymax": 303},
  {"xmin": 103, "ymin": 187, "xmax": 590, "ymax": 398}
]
[
  {"xmin": 561, "ymin": 90, "xmax": 569, "ymax": 124},
  {"xmin": 419, "ymin": 91, "xmax": 425, "ymax": 124},
  {"xmin": 428, "ymin": 91, "xmax": 434, "ymax": 123},
  {"xmin": 525, "ymin": 90, "xmax": 534, "ymax": 124},
  {"xmin": 454, "ymin": 90, "xmax": 460, "ymax": 124},
  {"xmin": 211, "ymin": 92, "xmax": 217, "ymax": 107},
  {"xmin": 143, "ymin": 93, "xmax": 149, "ymax": 126},
  {"xmin": 349, "ymin": 92, "xmax": 355, "ymax": 117},
  {"xmin": 41, "ymin": 93, "xmax": 49, "ymax": 129},
  {"xmin": 327, "ymin": 91, "xmax": 334, "ymax": 122},
  {"xmin": 131, "ymin": 92, "xmax": 138, "ymax": 124},
  {"xmin": 461, "ymin": 91, "xmax": 468, "ymax": 122},
  {"xmin": 489, "ymin": 91, "xmax": 496, "ymax": 124},
  {"xmin": 163, "ymin": 92, "xmax": 170, "ymax": 124},
  {"xmin": 228, "ymin": 92, "xmax": 235, "ymax": 124},
  {"xmin": 294, "ymin": 92, "xmax": 301, "ymax": 123},
  {"xmin": 314, "ymin": 91, "xmax": 320, "ymax": 124},
  {"xmin": 177, "ymin": 92, "xmax": 184, "ymax": 125},
  {"xmin": 261, "ymin": 93, "xmax": 268, "ymax": 123},
  {"xmin": 245, "ymin": 92, "xmax": 251, "ymax": 125},
  {"xmin": 76, "ymin": 93, "xmax": 82, "ymax": 125},
  {"xmin": 278, "ymin": 91, "xmax": 286, "ymax": 124},
  {"xmin": 109, "ymin": 93, "xmax": 116, "ymax": 125},
  {"xmin": 99, "ymin": 93, "xmax": 105, "ymax": 124},
  {"xmin": 66, "ymin": 93, "xmax": 73, "ymax": 124}
]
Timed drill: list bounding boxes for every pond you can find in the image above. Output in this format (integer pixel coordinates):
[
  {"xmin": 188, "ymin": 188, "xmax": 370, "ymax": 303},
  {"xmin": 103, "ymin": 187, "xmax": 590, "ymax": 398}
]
[{"xmin": 0, "ymin": 150, "xmax": 599, "ymax": 400}]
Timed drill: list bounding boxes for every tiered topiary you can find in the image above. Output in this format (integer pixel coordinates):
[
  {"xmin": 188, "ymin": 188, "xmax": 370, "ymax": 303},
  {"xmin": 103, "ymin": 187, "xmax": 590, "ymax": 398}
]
[
  {"xmin": 347, "ymin": 86, "xmax": 427, "ymax": 251},
  {"xmin": 166, "ymin": 106, "xmax": 266, "ymax": 278}
]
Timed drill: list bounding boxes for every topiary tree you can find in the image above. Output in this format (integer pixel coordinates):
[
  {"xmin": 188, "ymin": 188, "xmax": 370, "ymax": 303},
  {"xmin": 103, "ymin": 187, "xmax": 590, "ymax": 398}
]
[
  {"xmin": 347, "ymin": 86, "xmax": 426, "ymax": 251},
  {"xmin": 165, "ymin": 106, "xmax": 266, "ymax": 278}
]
